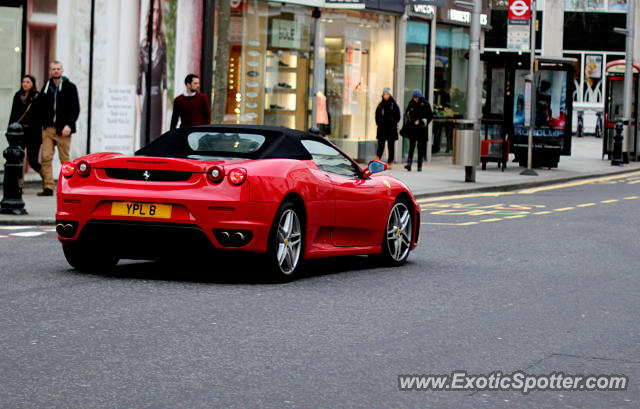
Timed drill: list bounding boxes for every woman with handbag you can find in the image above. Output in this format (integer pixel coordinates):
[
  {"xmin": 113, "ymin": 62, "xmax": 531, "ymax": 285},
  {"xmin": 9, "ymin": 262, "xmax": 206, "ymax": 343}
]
[
  {"xmin": 403, "ymin": 89, "xmax": 433, "ymax": 172},
  {"xmin": 375, "ymin": 88, "xmax": 401, "ymax": 169},
  {"xmin": 8, "ymin": 75, "xmax": 43, "ymax": 182}
]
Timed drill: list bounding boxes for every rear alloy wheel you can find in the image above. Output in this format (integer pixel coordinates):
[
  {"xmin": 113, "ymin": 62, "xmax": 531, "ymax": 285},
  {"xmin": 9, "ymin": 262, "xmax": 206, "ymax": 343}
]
[
  {"xmin": 62, "ymin": 242, "xmax": 119, "ymax": 272},
  {"xmin": 382, "ymin": 200, "xmax": 413, "ymax": 265},
  {"xmin": 267, "ymin": 202, "xmax": 303, "ymax": 281}
]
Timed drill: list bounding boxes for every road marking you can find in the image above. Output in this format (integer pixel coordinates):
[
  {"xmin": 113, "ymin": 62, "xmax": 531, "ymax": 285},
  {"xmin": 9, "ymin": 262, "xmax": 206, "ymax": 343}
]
[
  {"xmin": 601, "ymin": 199, "xmax": 619, "ymax": 203},
  {"xmin": 517, "ymin": 171, "xmax": 640, "ymax": 194},
  {"xmin": 0, "ymin": 226, "xmax": 36, "ymax": 230},
  {"xmin": 9, "ymin": 232, "xmax": 47, "ymax": 238},
  {"xmin": 0, "ymin": 235, "xmax": 7, "ymax": 238},
  {"xmin": 504, "ymin": 215, "xmax": 527, "ymax": 219},
  {"xmin": 417, "ymin": 192, "xmax": 515, "ymax": 203},
  {"xmin": 421, "ymin": 222, "xmax": 479, "ymax": 226},
  {"xmin": 577, "ymin": 203, "xmax": 596, "ymax": 207},
  {"xmin": 629, "ymin": 180, "xmax": 640, "ymax": 184},
  {"xmin": 623, "ymin": 196, "xmax": 639, "ymax": 200},
  {"xmin": 554, "ymin": 207, "xmax": 575, "ymax": 212},
  {"xmin": 480, "ymin": 218, "xmax": 503, "ymax": 222},
  {"xmin": 533, "ymin": 211, "xmax": 553, "ymax": 215}
]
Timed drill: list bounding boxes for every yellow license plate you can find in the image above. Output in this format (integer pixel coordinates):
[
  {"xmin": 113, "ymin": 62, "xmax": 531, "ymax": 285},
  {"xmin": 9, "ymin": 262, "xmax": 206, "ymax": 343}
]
[{"xmin": 111, "ymin": 202, "xmax": 172, "ymax": 219}]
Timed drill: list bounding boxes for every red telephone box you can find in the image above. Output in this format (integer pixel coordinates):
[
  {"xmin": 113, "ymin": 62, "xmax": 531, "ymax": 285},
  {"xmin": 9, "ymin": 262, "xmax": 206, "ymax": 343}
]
[{"xmin": 603, "ymin": 60, "xmax": 640, "ymax": 161}]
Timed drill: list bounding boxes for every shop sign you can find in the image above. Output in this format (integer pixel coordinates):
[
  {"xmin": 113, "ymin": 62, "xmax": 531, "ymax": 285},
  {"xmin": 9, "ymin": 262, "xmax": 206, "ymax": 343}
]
[
  {"xmin": 491, "ymin": 0, "xmax": 509, "ymax": 9},
  {"xmin": 406, "ymin": 0, "xmax": 446, "ymax": 6},
  {"xmin": 409, "ymin": 3, "xmax": 436, "ymax": 18},
  {"xmin": 271, "ymin": 19, "xmax": 301, "ymax": 49},
  {"xmin": 447, "ymin": 9, "xmax": 488, "ymax": 25},
  {"xmin": 437, "ymin": 0, "xmax": 491, "ymax": 26}
]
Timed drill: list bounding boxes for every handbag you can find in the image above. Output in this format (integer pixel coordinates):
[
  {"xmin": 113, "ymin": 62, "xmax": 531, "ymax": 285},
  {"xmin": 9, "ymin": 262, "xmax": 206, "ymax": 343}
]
[{"xmin": 399, "ymin": 123, "xmax": 409, "ymax": 138}]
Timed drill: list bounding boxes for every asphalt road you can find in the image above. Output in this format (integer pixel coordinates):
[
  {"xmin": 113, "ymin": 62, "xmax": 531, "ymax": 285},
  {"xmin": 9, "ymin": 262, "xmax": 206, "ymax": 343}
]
[{"xmin": 0, "ymin": 174, "xmax": 639, "ymax": 408}]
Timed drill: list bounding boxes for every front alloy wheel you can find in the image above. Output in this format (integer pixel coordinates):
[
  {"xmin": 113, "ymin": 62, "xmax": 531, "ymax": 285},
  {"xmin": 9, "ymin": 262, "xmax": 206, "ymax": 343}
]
[{"xmin": 382, "ymin": 200, "xmax": 413, "ymax": 265}]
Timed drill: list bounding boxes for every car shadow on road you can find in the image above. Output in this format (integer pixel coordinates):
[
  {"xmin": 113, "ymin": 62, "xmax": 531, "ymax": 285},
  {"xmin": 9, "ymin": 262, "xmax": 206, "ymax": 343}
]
[{"xmin": 67, "ymin": 254, "xmax": 395, "ymax": 285}]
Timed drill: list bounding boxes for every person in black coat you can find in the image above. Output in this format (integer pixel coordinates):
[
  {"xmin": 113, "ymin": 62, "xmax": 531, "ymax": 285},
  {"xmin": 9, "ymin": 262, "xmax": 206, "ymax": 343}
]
[
  {"xmin": 403, "ymin": 89, "xmax": 433, "ymax": 172},
  {"xmin": 8, "ymin": 74, "xmax": 43, "ymax": 180},
  {"xmin": 375, "ymin": 88, "xmax": 401, "ymax": 168}
]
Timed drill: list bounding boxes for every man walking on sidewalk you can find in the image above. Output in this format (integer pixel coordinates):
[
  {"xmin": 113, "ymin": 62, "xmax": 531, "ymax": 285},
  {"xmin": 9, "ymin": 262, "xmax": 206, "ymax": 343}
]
[
  {"xmin": 38, "ymin": 61, "xmax": 80, "ymax": 196},
  {"xmin": 170, "ymin": 74, "xmax": 211, "ymax": 130}
]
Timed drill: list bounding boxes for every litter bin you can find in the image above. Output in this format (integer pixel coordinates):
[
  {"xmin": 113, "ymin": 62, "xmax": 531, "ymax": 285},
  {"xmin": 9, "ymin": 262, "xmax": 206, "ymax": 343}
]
[{"xmin": 452, "ymin": 120, "xmax": 480, "ymax": 167}]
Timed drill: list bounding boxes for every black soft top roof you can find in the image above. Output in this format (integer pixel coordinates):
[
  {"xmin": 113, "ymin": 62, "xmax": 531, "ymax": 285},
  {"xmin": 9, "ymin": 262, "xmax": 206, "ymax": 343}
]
[{"xmin": 136, "ymin": 125, "xmax": 318, "ymax": 160}]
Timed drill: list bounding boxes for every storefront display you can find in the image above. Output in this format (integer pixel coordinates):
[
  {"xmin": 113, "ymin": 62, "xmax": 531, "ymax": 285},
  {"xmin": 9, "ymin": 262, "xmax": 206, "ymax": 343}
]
[
  {"xmin": 432, "ymin": 24, "xmax": 469, "ymax": 154},
  {"xmin": 218, "ymin": 1, "xmax": 311, "ymax": 130},
  {"xmin": 322, "ymin": 11, "xmax": 395, "ymax": 157}
]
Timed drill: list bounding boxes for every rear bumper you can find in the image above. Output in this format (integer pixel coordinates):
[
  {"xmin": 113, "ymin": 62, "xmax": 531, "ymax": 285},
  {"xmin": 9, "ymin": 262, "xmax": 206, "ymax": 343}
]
[{"xmin": 56, "ymin": 187, "xmax": 279, "ymax": 255}]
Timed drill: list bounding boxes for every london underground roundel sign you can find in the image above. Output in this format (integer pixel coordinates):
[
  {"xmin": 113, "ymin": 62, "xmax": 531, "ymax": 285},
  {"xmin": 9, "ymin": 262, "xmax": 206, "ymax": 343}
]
[{"xmin": 508, "ymin": 0, "xmax": 531, "ymax": 19}]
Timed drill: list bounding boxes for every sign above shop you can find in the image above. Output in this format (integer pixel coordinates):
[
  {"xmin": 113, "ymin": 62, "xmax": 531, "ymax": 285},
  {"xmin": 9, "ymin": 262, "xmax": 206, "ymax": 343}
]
[
  {"xmin": 406, "ymin": 0, "xmax": 446, "ymax": 6},
  {"xmin": 447, "ymin": 9, "xmax": 488, "ymax": 25},
  {"xmin": 436, "ymin": 0, "xmax": 491, "ymax": 26},
  {"xmin": 409, "ymin": 3, "xmax": 436, "ymax": 18}
]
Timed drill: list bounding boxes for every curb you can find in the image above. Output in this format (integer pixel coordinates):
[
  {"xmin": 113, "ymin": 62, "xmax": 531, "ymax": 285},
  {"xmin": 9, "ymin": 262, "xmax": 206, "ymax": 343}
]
[
  {"xmin": 0, "ymin": 218, "xmax": 55, "ymax": 226},
  {"xmin": 409, "ymin": 166, "xmax": 640, "ymax": 200},
  {"xmin": 1, "ymin": 166, "xmax": 639, "ymax": 226}
]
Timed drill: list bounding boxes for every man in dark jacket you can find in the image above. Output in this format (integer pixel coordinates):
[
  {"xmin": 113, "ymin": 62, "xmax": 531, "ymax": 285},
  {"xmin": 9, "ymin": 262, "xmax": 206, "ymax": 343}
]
[
  {"xmin": 39, "ymin": 61, "xmax": 80, "ymax": 196},
  {"xmin": 403, "ymin": 89, "xmax": 433, "ymax": 172}
]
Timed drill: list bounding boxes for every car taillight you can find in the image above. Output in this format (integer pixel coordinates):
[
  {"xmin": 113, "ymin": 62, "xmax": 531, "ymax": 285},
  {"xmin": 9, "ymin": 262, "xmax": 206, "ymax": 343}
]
[
  {"xmin": 61, "ymin": 162, "xmax": 75, "ymax": 178},
  {"xmin": 228, "ymin": 168, "xmax": 247, "ymax": 185},
  {"xmin": 77, "ymin": 160, "xmax": 91, "ymax": 177},
  {"xmin": 207, "ymin": 165, "xmax": 225, "ymax": 183}
]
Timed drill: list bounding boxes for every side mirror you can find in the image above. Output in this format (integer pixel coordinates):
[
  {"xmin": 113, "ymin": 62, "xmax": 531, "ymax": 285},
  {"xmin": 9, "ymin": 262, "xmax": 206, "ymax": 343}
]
[{"xmin": 362, "ymin": 160, "xmax": 387, "ymax": 178}]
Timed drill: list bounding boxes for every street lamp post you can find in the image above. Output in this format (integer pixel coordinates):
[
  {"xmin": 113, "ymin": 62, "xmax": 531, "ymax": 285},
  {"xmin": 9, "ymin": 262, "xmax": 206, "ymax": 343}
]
[
  {"xmin": 456, "ymin": 0, "xmax": 482, "ymax": 182},
  {"xmin": 520, "ymin": 0, "xmax": 538, "ymax": 176},
  {"xmin": 619, "ymin": 0, "xmax": 635, "ymax": 162}
]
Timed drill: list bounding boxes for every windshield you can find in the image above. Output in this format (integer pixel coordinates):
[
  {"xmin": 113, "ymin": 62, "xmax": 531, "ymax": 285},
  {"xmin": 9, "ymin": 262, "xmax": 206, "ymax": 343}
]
[{"xmin": 187, "ymin": 132, "xmax": 266, "ymax": 154}]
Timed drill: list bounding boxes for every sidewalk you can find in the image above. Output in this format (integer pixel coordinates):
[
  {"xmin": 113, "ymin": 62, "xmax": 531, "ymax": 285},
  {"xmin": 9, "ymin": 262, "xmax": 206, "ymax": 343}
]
[{"xmin": 1, "ymin": 136, "xmax": 638, "ymax": 226}]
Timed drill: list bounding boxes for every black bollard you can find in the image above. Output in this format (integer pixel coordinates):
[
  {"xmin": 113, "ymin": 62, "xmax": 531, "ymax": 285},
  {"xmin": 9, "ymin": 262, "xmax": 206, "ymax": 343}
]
[
  {"xmin": 1, "ymin": 123, "xmax": 28, "ymax": 215},
  {"xmin": 611, "ymin": 121, "xmax": 624, "ymax": 166}
]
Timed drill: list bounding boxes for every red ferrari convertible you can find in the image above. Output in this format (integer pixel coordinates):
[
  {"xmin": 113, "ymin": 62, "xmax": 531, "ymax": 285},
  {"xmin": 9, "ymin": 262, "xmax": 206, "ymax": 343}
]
[{"xmin": 56, "ymin": 125, "xmax": 420, "ymax": 280}]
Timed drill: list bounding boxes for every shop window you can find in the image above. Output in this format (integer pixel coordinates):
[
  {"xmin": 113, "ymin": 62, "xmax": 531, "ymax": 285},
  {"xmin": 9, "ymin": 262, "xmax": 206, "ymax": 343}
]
[
  {"xmin": 403, "ymin": 20, "xmax": 430, "ymax": 111},
  {"xmin": 216, "ymin": 2, "xmax": 311, "ymax": 130},
  {"xmin": 323, "ymin": 11, "xmax": 395, "ymax": 142},
  {"xmin": 583, "ymin": 54, "xmax": 603, "ymax": 103},
  {"xmin": 434, "ymin": 25, "xmax": 469, "ymax": 119}
]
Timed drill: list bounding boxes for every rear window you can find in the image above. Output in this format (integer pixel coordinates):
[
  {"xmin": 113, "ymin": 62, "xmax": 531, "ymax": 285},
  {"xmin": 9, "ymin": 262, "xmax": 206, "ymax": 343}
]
[{"xmin": 187, "ymin": 132, "xmax": 266, "ymax": 154}]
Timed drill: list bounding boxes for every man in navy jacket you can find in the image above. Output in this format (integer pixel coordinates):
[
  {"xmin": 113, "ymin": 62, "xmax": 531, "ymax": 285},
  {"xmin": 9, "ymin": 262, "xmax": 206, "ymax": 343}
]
[{"xmin": 39, "ymin": 61, "xmax": 80, "ymax": 196}]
